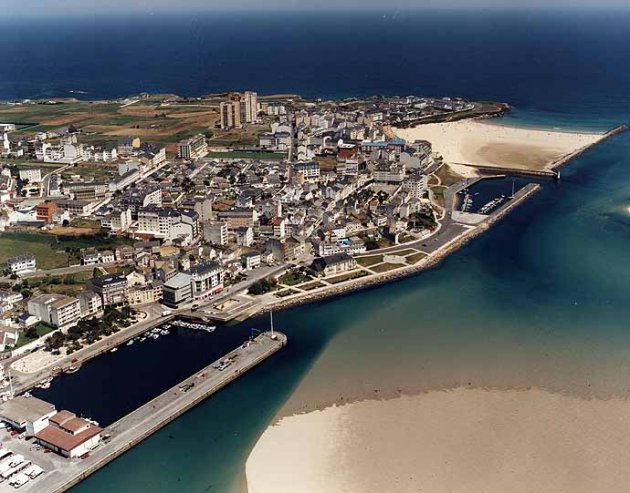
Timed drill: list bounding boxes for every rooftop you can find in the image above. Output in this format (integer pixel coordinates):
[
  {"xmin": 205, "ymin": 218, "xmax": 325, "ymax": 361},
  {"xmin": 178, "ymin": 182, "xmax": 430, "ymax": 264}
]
[
  {"xmin": 35, "ymin": 414, "xmax": 102, "ymax": 453},
  {"xmin": 0, "ymin": 396, "xmax": 56, "ymax": 424}
]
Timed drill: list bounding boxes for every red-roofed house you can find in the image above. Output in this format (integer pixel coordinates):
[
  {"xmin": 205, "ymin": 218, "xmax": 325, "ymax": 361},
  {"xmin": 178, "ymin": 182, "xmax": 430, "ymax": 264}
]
[{"xmin": 35, "ymin": 411, "xmax": 102, "ymax": 458}]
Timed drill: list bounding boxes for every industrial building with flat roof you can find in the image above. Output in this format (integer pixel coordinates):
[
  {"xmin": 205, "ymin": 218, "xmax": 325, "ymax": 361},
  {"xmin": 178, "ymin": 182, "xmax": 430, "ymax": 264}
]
[{"xmin": 0, "ymin": 396, "xmax": 57, "ymax": 437}]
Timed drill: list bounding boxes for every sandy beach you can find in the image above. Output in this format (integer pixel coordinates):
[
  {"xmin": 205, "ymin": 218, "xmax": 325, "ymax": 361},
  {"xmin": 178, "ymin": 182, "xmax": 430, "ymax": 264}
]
[
  {"xmin": 247, "ymin": 388, "xmax": 630, "ymax": 493},
  {"xmin": 394, "ymin": 120, "xmax": 604, "ymax": 172}
]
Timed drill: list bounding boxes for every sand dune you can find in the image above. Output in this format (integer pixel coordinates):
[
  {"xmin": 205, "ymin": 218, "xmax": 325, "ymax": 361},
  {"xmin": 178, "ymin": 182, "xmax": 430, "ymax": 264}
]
[
  {"xmin": 247, "ymin": 388, "xmax": 630, "ymax": 493},
  {"xmin": 394, "ymin": 120, "xmax": 604, "ymax": 172}
]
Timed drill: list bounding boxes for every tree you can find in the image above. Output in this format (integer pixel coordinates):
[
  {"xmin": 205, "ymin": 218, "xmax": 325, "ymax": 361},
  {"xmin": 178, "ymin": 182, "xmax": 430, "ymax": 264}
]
[
  {"xmin": 364, "ymin": 238, "xmax": 379, "ymax": 251},
  {"xmin": 25, "ymin": 326, "xmax": 38, "ymax": 339},
  {"xmin": 248, "ymin": 278, "xmax": 277, "ymax": 295}
]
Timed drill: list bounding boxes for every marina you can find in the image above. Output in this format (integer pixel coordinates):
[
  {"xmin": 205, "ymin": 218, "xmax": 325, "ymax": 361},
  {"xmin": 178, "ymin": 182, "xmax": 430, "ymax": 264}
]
[
  {"xmin": 32, "ymin": 320, "xmax": 253, "ymax": 426},
  {"xmin": 457, "ymin": 177, "xmax": 532, "ymax": 215},
  {"xmin": 0, "ymin": 328, "xmax": 287, "ymax": 493}
]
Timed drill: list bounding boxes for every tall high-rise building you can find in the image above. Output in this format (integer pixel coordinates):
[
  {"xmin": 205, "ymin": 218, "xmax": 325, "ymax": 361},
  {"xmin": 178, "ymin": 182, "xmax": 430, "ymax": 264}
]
[
  {"xmin": 243, "ymin": 91, "xmax": 258, "ymax": 123},
  {"xmin": 219, "ymin": 91, "xmax": 258, "ymax": 129},
  {"xmin": 220, "ymin": 101, "xmax": 242, "ymax": 129}
]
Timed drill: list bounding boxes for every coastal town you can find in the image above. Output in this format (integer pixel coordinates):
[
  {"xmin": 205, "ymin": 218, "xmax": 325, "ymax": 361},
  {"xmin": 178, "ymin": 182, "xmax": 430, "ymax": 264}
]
[{"xmin": 0, "ymin": 90, "xmax": 621, "ymax": 491}]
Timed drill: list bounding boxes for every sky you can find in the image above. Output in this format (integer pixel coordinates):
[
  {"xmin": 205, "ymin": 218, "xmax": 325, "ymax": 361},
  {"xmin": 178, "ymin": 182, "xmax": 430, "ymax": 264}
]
[{"xmin": 1, "ymin": 0, "xmax": 629, "ymax": 17}]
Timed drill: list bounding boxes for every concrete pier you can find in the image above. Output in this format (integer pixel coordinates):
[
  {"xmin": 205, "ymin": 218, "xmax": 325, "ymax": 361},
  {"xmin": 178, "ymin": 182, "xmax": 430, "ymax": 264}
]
[{"xmin": 13, "ymin": 331, "xmax": 287, "ymax": 493}]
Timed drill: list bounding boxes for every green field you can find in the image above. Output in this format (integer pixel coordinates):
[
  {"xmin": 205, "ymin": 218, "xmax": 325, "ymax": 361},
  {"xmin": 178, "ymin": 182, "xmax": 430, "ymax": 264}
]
[
  {"xmin": 0, "ymin": 232, "xmax": 132, "ymax": 271},
  {"xmin": 0, "ymin": 233, "xmax": 70, "ymax": 269}
]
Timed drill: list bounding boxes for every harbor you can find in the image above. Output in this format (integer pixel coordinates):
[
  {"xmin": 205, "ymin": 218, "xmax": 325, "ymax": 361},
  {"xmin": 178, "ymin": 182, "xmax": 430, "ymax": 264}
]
[{"xmin": 0, "ymin": 329, "xmax": 286, "ymax": 493}]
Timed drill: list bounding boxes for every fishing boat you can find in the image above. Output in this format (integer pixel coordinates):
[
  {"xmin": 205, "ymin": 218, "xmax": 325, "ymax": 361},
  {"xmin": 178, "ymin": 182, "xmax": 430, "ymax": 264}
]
[
  {"xmin": 36, "ymin": 378, "xmax": 52, "ymax": 389},
  {"xmin": 64, "ymin": 364, "xmax": 81, "ymax": 374}
]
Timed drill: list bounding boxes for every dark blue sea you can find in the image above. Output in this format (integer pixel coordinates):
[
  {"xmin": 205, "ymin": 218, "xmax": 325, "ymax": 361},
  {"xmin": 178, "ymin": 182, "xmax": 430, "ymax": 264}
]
[{"xmin": 3, "ymin": 10, "xmax": 630, "ymax": 493}]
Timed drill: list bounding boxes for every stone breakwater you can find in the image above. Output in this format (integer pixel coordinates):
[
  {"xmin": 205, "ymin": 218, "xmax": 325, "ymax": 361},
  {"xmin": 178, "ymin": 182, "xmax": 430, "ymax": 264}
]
[
  {"xmin": 263, "ymin": 184, "xmax": 541, "ymax": 315},
  {"xmin": 549, "ymin": 124, "xmax": 628, "ymax": 171}
]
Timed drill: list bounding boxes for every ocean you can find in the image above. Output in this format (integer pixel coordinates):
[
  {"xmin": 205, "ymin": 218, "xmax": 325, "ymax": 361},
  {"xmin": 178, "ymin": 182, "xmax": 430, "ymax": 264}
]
[{"xmin": 3, "ymin": 9, "xmax": 630, "ymax": 493}]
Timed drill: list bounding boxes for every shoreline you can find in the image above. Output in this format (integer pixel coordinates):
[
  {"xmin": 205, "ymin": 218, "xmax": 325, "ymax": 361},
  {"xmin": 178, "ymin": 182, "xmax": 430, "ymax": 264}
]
[{"xmin": 258, "ymin": 183, "xmax": 541, "ymax": 316}]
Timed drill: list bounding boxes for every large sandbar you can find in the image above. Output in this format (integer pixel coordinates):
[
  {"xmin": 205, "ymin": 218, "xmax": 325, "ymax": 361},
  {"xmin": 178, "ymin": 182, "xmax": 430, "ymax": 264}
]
[{"xmin": 247, "ymin": 388, "xmax": 630, "ymax": 493}]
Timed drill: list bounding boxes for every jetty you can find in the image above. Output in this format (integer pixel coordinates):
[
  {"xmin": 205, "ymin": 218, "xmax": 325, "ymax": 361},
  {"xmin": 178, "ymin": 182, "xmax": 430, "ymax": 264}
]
[
  {"xmin": 549, "ymin": 123, "xmax": 628, "ymax": 171},
  {"xmin": 13, "ymin": 331, "xmax": 287, "ymax": 493}
]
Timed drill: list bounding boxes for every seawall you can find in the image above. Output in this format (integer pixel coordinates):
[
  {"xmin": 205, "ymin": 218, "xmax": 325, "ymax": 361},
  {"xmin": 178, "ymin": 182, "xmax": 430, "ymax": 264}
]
[{"xmin": 262, "ymin": 184, "xmax": 540, "ymax": 315}]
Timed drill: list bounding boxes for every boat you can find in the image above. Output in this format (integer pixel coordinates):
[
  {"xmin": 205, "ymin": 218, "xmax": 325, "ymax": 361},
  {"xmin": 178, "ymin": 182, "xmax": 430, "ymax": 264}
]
[
  {"xmin": 140, "ymin": 337, "xmax": 147, "ymax": 342},
  {"xmin": 109, "ymin": 348, "xmax": 118, "ymax": 353},
  {"xmin": 150, "ymin": 333, "xmax": 159, "ymax": 339},
  {"xmin": 126, "ymin": 340, "xmax": 134, "ymax": 346},
  {"xmin": 36, "ymin": 379, "xmax": 51, "ymax": 390},
  {"xmin": 64, "ymin": 365, "xmax": 81, "ymax": 374}
]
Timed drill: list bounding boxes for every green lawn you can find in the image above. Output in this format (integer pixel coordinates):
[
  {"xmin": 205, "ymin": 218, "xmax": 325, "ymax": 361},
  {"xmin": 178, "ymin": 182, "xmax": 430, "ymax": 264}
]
[
  {"xmin": 327, "ymin": 270, "xmax": 368, "ymax": 284},
  {"xmin": 356, "ymin": 255, "xmax": 384, "ymax": 267},
  {"xmin": 279, "ymin": 269, "xmax": 312, "ymax": 286},
  {"xmin": 406, "ymin": 252, "xmax": 428, "ymax": 264},
  {"xmin": 370, "ymin": 263, "xmax": 403, "ymax": 273},
  {"xmin": 275, "ymin": 289, "xmax": 297, "ymax": 298},
  {"xmin": 386, "ymin": 249, "xmax": 416, "ymax": 257},
  {"xmin": 300, "ymin": 281, "xmax": 325, "ymax": 291},
  {"xmin": 15, "ymin": 322, "xmax": 55, "ymax": 349}
]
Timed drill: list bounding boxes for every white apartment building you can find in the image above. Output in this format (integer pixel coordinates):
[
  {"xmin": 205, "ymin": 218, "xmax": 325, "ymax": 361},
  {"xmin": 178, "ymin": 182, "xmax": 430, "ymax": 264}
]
[
  {"xmin": 28, "ymin": 293, "xmax": 82, "ymax": 329},
  {"xmin": 7, "ymin": 254, "xmax": 37, "ymax": 275},
  {"xmin": 405, "ymin": 172, "xmax": 428, "ymax": 199},
  {"xmin": 203, "ymin": 221, "xmax": 228, "ymax": 245},
  {"xmin": 18, "ymin": 168, "xmax": 42, "ymax": 183}
]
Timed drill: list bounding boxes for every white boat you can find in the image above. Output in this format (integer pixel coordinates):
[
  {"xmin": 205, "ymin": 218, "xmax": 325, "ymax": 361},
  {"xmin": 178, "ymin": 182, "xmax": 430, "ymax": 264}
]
[
  {"xmin": 64, "ymin": 365, "xmax": 81, "ymax": 374},
  {"xmin": 140, "ymin": 337, "xmax": 147, "ymax": 342},
  {"xmin": 150, "ymin": 333, "xmax": 159, "ymax": 339},
  {"xmin": 109, "ymin": 348, "xmax": 118, "ymax": 353},
  {"xmin": 126, "ymin": 340, "xmax": 134, "ymax": 346}
]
